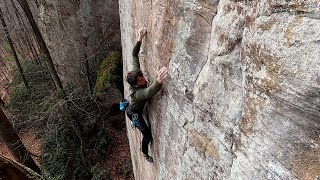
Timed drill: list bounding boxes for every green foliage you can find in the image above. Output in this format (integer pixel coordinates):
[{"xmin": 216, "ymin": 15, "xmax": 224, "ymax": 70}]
[
  {"xmin": 41, "ymin": 92, "xmax": 112, "ymax": 180},
  {"xmin": 91, "ymin": 164, "xmax": 111, "ymax": 180},
  {"xmin": 7, "ymin": 60, "xmax": 59, "ymax": 132},
  {"xmin": 6, "ymin": 59, "xmax": 114, "ymax": 180},
  {"xmin": 87, "ymin": 40, "xmax": 117, "ymax": 88},
  {"xmin": 94, "ymin": 51, "xmax": 123, "ymax": 93}
]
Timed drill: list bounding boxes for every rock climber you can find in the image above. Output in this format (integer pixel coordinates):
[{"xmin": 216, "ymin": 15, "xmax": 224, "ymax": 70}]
[{"xmin": 126, "ymin": 27, "xmax": 168, "ymax": 163}]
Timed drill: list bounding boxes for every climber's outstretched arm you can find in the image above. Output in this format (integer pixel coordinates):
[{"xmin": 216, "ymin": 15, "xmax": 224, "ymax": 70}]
[
  {"xmin": 136, "ymin": 81, "xmax": 162, "ymax": 100},
  {"xmin": 131, "ymin": 28, "xmax": 147, "ymax": 71},
  {"xmin": 135, "ymin": 67, "xmax": 168, "ymax": 100}
]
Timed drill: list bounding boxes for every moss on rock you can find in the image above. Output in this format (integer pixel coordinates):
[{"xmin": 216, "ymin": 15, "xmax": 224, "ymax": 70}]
[{"xmin": 94, "ymin": 51, "xmax": 122, "ymax": 94}]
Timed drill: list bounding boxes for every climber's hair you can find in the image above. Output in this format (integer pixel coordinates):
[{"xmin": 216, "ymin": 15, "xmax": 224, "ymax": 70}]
[{"xmin": 127, "ymin": 70, "xmax": 143, "ymax": 86}]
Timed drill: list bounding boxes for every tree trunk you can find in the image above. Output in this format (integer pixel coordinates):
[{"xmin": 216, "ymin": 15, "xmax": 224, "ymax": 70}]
[
  {"xmin": 3, "ymin": 0, "xmax": 28, "ymax": 61},
  {"xmin": 85, "ymin": 55, "xmax": 93, "ymax": 95},
  {"xmin": 0, "ymin": 98, "xmax": 4, "ymax": 107},
  {"xmin": 0, "ymin": 155, "xmax": 43, "ymax": 180},
  {"xmin": 0, "ymin": 108, "xmax": 41, "ymax": 174},
  {"xmin": 11, "ymin": 0, "xmax": 39, "ymax": 62},
  {"xmin": 0, "ymin": 7, "xmax": 28, "ymax": 88},
  {"xmin": 17, "ymin": 0, "xmax": 64, "ymax": 91}
]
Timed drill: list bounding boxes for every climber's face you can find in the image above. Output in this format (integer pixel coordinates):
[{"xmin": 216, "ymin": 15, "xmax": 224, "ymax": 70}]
[{"xmin": 136, "ymin": 75, "xmax": 148, "ymax": 87}]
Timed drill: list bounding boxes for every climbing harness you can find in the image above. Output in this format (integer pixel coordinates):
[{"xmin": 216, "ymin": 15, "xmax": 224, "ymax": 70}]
[
  {"xmin": 131, "ymin": 113, "xmax": 139, "ymax": 130},
  {"xmin": 119, "ymin": 99, "xmax": 140, "ymax": 130}
]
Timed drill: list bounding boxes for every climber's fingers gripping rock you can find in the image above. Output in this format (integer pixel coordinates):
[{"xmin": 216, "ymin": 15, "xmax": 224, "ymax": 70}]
[{"xmin": 156, "ymin": 67, "xmax": 168, "ymax": 84}]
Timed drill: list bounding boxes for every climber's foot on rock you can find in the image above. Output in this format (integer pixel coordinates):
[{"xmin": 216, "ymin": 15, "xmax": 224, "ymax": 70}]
[{"xmin": 143, "ymin": 154, "xmax": 153, "ymax": 163}]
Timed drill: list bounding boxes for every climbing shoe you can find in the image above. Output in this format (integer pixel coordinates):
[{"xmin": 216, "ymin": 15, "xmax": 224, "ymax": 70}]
[{"xmin": 143, "ymin": 154, "xmax": 153, "ymax": 163}]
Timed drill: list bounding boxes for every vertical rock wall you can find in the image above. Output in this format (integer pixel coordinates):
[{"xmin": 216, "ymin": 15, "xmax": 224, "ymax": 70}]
[
  {"xmin": 120, "ymin": 0, "xmax": 320, "ymax": 179},
  {"xmin": 34, "ymin": 0, "xmax": 121, "ymax": 87}
]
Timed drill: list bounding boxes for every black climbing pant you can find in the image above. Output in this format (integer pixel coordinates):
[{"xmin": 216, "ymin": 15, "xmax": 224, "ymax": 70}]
[{"xmin": 126, "ymin": 110, "xmax": 152, "ymax": 156}]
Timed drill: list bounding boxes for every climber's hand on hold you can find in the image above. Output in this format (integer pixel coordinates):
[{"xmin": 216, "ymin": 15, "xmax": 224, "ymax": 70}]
[
  {"xmin": 156, "ymin": 67, "xmax": 168, "ymax": 84},
  {"xmin": 138, "ymin": 27, "xmax": 147, "ymax": 41}
]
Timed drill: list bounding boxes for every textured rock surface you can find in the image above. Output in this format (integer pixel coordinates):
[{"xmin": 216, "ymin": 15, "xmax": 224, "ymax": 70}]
[
  {"xmin": 120, "ymin": 0, "xmax": 320, "ymax": 179},
  {"xmin": 34, "ymin": 0, "xmax": 121, "ymax": 87}
]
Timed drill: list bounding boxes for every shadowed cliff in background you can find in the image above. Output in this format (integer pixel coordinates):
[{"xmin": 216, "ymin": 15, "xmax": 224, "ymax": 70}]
[
  {"xmin": 120, "ymin": 0, "xmax": 320, "ymax": 179},
  {"xmin": 31, "ymin": 0, "xmax": 121, "ymax": 88}
]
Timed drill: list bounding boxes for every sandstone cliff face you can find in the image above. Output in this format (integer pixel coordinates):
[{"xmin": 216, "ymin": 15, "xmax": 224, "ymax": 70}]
[
  {"xmin": 34, "ymin": 0, "xmax": 121, "ymax": 87},
  {"xmin": 120, "ymin": 0, "xmax": 320, "ymax": 179}
]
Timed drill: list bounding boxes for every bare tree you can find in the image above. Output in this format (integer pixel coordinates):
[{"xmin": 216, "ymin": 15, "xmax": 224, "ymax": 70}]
[
  {"xmin": 84, "ymin": 39, "xmax": 93, "ymax": 95},
  {"xmin": 0, "ymin": 106, "xmax": 41, "ymax": 174},
  {"xmin": 0, "ymin": 155, "xmax": 43, "ymax": 180},
  {"xmin": 0, "ymin": 7, "xmax": 28, "ymax": 88},
  {"xmin": 3, "ymin": 0, "xmax": 26, "ymax": 61},
  {"xmin": 0, "ymin": 97, "xmax": 4, "ymax": 107},
  {"xmin": 11, "ymin": 0, "xmax": 39, "ymax": 62},
  {"xmin": 17, "ymin": 0, "xmax": 64, "ymax": 91}
]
